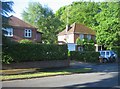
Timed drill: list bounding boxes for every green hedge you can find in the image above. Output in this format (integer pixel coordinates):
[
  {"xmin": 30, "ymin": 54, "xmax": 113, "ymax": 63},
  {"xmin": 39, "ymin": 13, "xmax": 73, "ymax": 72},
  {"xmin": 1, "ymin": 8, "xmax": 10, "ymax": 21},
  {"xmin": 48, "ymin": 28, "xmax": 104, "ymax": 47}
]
[
  {"xmin": 70, "ymin": 51, "xmax": 100, "ymax": 63},
  {"xmin": 111, "ymin": 46, "xmax": 120, "ymax": 58},
  {"xmin": 84, "ymin": 44, "xmax": 95, "ymax": 51},
  {"xmin": 2, "ymin": 44, "xmax": 68, "ymax": 63}
]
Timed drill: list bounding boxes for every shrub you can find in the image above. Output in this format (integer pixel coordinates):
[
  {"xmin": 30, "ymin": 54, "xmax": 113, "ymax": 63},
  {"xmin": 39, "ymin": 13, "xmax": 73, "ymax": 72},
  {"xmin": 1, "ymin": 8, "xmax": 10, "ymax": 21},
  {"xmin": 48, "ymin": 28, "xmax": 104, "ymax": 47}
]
[
  {"xmin": 70, "ymin": 51, "xmax": 100, "ymax": 63},
  {"xmin": 19, "ymin": 39, "xmax": 33, "ymax": 44},
  {"xmin": 111, "ymin": 46, "xmax": 120, "ymax": 58},
  {"xmin": 2, "ymin": 44, "xmax": 68, "ymax": 63},
  {"xmin": 2, "ymin": 52, "xmax": 13, "ymax": 64},
  {"xmin": 84, "ymin": 44, "xmax": 95, "ymax": 51}
]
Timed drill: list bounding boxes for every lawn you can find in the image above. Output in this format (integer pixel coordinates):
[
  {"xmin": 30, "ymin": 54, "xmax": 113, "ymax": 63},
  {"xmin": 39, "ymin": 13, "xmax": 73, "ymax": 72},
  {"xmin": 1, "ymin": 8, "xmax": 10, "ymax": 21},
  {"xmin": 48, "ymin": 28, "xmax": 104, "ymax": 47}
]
[{"xmin": 0, "ymin": 67, "xmax": 92, "ymax": 81}]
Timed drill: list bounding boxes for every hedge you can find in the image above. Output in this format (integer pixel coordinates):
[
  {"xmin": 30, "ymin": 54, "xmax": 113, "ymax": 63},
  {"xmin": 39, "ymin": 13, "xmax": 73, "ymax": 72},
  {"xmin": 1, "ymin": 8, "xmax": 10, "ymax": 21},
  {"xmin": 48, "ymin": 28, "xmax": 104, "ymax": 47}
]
[
  {"xmin": 70, "ymin": 51, "xmax": 100, "ymax": 63},
  {"xmin": 84, "ymin": 44, "xmax": 95, "ymax": 51},
  {"xmin": 2, "ymin": 43, "xmax": 68, "ymax": 63},
  {"xmin": 111, "ymin": 46, "xmax": 120, "ymax": 58}
]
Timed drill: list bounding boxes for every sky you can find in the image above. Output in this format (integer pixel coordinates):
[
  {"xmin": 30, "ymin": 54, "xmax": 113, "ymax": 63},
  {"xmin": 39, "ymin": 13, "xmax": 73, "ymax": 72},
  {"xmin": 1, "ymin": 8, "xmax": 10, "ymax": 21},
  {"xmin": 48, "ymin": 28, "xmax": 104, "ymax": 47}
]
[{"xmin": 9, "ymin": 0, "xmax": 106, "ymax": 19}]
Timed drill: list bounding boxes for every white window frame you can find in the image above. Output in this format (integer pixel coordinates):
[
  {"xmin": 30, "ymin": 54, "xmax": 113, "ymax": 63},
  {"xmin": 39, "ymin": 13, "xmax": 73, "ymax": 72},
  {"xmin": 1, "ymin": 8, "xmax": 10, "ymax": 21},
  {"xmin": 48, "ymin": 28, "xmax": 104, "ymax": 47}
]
[
  {"xmin": 24, "ymin": 29, "xmax": 32, "ymax": 38},
  {"xmin": 80, "ymin": 34, "xmax": 84, "ymax": 40},
  {"xmin": 3, "ymin": 28, "xmax": 13, "ymax": 37},
  {"xmin": 87, "ymin": 34, "xmax": 91, "ymax": 40}
]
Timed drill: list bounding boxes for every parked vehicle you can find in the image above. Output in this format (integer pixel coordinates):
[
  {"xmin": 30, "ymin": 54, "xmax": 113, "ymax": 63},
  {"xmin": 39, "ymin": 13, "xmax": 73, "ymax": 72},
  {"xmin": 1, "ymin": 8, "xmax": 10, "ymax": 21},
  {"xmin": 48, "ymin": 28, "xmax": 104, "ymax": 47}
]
[{"xmin": 99, "ymin": 50, "xmax": 117, "ymax": 63}]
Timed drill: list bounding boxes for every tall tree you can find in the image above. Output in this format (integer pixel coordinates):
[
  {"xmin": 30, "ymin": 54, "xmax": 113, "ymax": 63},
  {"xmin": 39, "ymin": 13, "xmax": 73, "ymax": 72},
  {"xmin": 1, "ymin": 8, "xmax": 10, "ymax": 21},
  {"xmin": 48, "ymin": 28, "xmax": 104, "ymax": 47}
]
[
  {"xmin": 22, "ymin": 2, "xmax": 62, "ymax": 44},
  {"xmin": 55, "ymin": 1, "xmax": 120, "ymax": 49},
  {"xmin": 55, "ymin": 2, "xmax": 100, "ymax": 28},
  {"xmin": 1, "ymin": 1, "xmax": 14, "ymax": 27},
  {"xmin": 94, "ymin": 2, "xmax": 120, "ymax": 48}
]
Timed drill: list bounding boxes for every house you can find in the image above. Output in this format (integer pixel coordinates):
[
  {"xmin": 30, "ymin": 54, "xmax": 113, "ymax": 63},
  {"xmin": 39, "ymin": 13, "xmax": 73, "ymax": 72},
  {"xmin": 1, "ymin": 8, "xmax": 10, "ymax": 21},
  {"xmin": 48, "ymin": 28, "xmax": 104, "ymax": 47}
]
[
  {"xmin": 58, "ymin": 22, "xmax": 96, "ymax": 51},
  {"xmin": 3, "ymin": 15, "xmax": 42, "ymax": 43}
]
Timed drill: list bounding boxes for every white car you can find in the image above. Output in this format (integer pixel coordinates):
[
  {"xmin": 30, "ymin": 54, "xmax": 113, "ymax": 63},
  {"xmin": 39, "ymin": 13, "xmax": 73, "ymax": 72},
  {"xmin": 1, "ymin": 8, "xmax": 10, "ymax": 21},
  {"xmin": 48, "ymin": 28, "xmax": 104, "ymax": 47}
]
[{"xmin": 99, "ymin": 50, "xmax": 117, "ymax": 63}]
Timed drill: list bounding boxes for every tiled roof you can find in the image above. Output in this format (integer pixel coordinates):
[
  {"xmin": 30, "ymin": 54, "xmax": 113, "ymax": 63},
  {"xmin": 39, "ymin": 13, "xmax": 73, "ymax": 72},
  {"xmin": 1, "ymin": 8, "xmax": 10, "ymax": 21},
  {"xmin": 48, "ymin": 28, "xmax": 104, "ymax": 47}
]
[
  {"xmin": 58, "ymin": 22, "xmax": 96, "ymax": 36},
  {"xmin": 8, "ymin": 15, "xmax": 36, "ymax": 29}
]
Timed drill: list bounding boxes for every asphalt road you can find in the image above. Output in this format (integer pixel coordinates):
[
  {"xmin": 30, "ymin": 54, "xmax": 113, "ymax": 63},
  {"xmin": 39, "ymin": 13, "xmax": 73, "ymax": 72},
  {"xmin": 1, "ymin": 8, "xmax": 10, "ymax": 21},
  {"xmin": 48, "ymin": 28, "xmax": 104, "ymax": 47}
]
[{"xmin": 2, "ymin": 62, "xmax": 120, "ymax": 88}]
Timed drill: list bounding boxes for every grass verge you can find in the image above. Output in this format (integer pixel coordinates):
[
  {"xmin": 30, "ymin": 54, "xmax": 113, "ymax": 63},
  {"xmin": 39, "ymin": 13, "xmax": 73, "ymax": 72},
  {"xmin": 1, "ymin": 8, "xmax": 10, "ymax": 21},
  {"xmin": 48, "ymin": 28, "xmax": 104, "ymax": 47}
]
[{"xmin": 1, "ymin": 68, "xmax": 92, "ymax": 81}]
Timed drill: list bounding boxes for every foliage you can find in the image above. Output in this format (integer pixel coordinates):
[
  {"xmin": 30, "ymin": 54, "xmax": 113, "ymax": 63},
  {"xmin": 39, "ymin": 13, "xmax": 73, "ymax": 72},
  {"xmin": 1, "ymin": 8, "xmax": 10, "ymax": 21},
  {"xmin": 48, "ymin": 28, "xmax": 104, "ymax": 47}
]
[
  {"xmin": 76, "ymin": 38, "xmax": 84, "ymax": 45},
  {"xmin": 56, "ymin": 2, "xmax": 120, "ymax": 49},
  {"xmin": 2, "ymin": 44, "xmax": 68, "ymax": 63},
  {"xmin": 1, "ymin": 1, "xmax": 14, "ymax": 27},
  {"xmin": 84, "ymin": 44, "xmax": 95, "ymax": 51},
  {"xmin": 2, "ymin": 35, "xmax": 17, "ymax": 45},
  {"xmin": 94, "ymin": 2, "xmax": 120, "ymax": 47},
  {"xmin": 76, "ymin": 37, "xmax": 95, "ymax": 51},
  {"xmin": 70, "ymin": 51, "xmax": 100, "ymax": 63},
  {"xmin": 22, "ymin": 2, "xmax": 62, "ymax": 44},
  {"xmin": 111, "ymin": 46, "xmax": 120, "ymax": 58},
  {"xmin": 19, "ymin": 39, "xmax": 33, "ymax": 44},
  {"xmin": 2, "ymin": 52, "xmax": 13, "ymax": 64},
  {"xmin": 55, "ymin": 2, "xmax": 100, "ymax": 28}
]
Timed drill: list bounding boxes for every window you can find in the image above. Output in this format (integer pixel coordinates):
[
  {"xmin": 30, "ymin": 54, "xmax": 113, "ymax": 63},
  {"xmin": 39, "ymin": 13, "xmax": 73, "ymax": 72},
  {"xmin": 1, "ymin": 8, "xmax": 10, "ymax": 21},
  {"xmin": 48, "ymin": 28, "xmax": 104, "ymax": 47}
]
[
  {"xmin": 24, "ymin": 29, "xmax": 32, "ymax": 38},
  {"xmin": 80, "ymin": 34, "xmax": 84, "ymax": 40},
  {"xmin": 87, "ymin": 34, "xmax": 91, "ymax": 40},
  {"xmin": 101, "ymin": 52, "xmax": 105, "ymax": 56},
  {"xmin": 106, "ymin": 52, "xmax": 109, "ymax": 55},
  {"xmin": 3, "ymin": 28, "xmax": 13, "ymax": 37}
]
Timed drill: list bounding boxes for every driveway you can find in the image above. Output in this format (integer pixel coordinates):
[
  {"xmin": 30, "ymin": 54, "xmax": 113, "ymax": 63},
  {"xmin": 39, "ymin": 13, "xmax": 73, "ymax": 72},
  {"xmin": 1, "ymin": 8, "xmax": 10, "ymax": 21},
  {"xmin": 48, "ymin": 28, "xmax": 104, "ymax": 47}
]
[
  {"xmin": 2, "ymin": 61, "xmax": 120, "ymax": 88},
  {"xmin": 70, "ymin": 61, "xmax": 119, "ymax": 72}
]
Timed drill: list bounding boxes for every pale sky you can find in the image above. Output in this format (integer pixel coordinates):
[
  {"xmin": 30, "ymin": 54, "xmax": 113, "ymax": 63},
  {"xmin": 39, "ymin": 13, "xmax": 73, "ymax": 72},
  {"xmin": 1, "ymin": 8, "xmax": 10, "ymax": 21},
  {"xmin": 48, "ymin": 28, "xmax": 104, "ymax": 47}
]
[{"xmin": 9, "ymin": 0, "xmax": 106, "ymax": 19}]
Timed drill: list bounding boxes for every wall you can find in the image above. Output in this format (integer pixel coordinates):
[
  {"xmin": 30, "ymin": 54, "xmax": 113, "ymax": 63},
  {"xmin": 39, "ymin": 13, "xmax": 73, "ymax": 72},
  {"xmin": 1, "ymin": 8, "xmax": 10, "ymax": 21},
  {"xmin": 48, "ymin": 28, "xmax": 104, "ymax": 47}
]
[
  {"xmin": 10, "ymin": 27, "xmax": 41, "ymax": 42},
  {"xmin": 67, "ymin": 34, "xmax": 74, "ymax": 43},
  {"xmin": 2, "ymin": 60, "xmax": 70, "ymax": 69},
  {"xmin": 58, "ymin": 35, "xmax": 66, "ymax": 43}
]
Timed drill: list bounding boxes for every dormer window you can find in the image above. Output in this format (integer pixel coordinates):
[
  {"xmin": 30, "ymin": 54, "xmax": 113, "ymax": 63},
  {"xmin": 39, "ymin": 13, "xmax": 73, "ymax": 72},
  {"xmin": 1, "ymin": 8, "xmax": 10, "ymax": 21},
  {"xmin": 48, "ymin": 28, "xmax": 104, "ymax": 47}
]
[
  {"xmin": 3, "ymin": 28, "xmax": 13, "ymax": 37},
  {"xmin": 24, "ymin": 29, "xmax": 32, "ymax": 38}
]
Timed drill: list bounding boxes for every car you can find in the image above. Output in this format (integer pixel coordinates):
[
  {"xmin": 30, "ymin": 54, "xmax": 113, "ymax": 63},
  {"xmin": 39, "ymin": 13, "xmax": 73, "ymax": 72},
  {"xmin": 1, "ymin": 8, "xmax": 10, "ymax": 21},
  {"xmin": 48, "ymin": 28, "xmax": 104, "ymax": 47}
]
[{"xmin": 99, "ymin": 50, "xmax": 117, "ymax": 63}]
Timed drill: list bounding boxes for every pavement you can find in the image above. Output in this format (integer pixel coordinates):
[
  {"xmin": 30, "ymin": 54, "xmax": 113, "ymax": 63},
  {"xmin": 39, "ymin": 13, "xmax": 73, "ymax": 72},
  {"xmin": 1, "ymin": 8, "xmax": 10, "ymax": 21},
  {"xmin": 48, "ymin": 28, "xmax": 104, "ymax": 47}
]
[{"xmin": 2, "ymin": 61, "xmax": 120, "ymax": 88}]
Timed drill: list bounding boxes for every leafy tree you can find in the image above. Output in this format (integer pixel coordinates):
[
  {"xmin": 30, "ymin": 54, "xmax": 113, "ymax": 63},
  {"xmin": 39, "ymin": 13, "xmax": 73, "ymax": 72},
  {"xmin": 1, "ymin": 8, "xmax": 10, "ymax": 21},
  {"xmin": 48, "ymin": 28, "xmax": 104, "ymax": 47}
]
[
  {"xmin": 55, "ymin": 2, "xmax": 100, "ymax": 28},
  {"xmin": 22, "ymin": 2, "xmax": 62, "ymax": 44},
  {"xmin": 56, "ymin": 1, "xmax": 120, "ymax": 49},
  {"xmin": 94, "ymin": 2, "xmax": 120, "ymax": 48}
]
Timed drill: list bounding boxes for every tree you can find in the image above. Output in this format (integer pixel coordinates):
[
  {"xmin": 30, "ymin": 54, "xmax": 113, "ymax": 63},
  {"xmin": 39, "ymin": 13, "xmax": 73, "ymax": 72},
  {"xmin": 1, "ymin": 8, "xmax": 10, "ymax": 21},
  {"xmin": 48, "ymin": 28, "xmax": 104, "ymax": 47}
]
[
  {"xmin": 56, "ymin": 1, "xmax": 120, "ymax": 49},
  {"xmin": 22, "ymin": 2, "xmax": 62, "ymax": 44},
  {"xmin": 55, "ymin": 2, "xmax": 100, "ymax": 28},
  {"xmin": 94, "ymin": 2, "xmax": 120, "ymax": 48},
  {"xmin": 1, "ymin": 1, "xmax": 14, "ymax": 27},
  {"xmin": 1, "ymin": 1, "xmax": 14, "ymax": 45}
]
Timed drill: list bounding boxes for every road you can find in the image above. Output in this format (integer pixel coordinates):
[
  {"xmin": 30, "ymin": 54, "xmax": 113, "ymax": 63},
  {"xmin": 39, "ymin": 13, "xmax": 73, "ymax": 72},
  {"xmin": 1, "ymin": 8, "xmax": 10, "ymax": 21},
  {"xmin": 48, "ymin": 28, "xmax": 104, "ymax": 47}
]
[{"xmin": 2, "ymin": 62, "xmax": 120, "ymax": 88}]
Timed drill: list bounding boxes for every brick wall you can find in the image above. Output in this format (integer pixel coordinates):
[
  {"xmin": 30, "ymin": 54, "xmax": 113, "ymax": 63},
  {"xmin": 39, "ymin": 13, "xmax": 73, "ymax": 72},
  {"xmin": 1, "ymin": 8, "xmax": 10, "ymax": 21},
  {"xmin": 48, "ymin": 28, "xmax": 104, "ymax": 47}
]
[{"xmin": 2, "ymin": 60, "xmax": 70, "ymax": 69}]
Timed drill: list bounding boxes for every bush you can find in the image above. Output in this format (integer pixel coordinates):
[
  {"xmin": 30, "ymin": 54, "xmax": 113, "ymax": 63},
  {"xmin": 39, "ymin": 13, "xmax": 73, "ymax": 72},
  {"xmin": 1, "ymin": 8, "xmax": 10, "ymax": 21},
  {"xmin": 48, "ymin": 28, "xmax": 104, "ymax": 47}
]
[
  {"xmin": 84, "ymin": 44, "xmax": 95, "ymax": 51},
  {"xmin": 2, "ymin": 44, "xmax": 68, "ymax": 63},
  {"xmin": 70, "ymin": 51, "xmax": 100, "ymax": 63},
  {"xmin": 111, "ymin": 46, "xmax": 120, "ymax": 58},
  {"xmin": 19, "ymin": 39, "xmax": 33, "ymax": 44},
  {"xmin": 2, "ymin": 52, "xmax": 13, "ymax": 64}
]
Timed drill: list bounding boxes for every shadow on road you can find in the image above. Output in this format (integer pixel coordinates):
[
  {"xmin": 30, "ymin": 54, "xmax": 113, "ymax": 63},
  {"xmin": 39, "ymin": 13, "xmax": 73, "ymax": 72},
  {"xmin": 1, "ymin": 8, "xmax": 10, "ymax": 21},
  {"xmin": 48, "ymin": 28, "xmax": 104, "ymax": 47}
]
[{"xmin": 63, "ymin": 73, "xmax": 119, "ymax": 88}]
